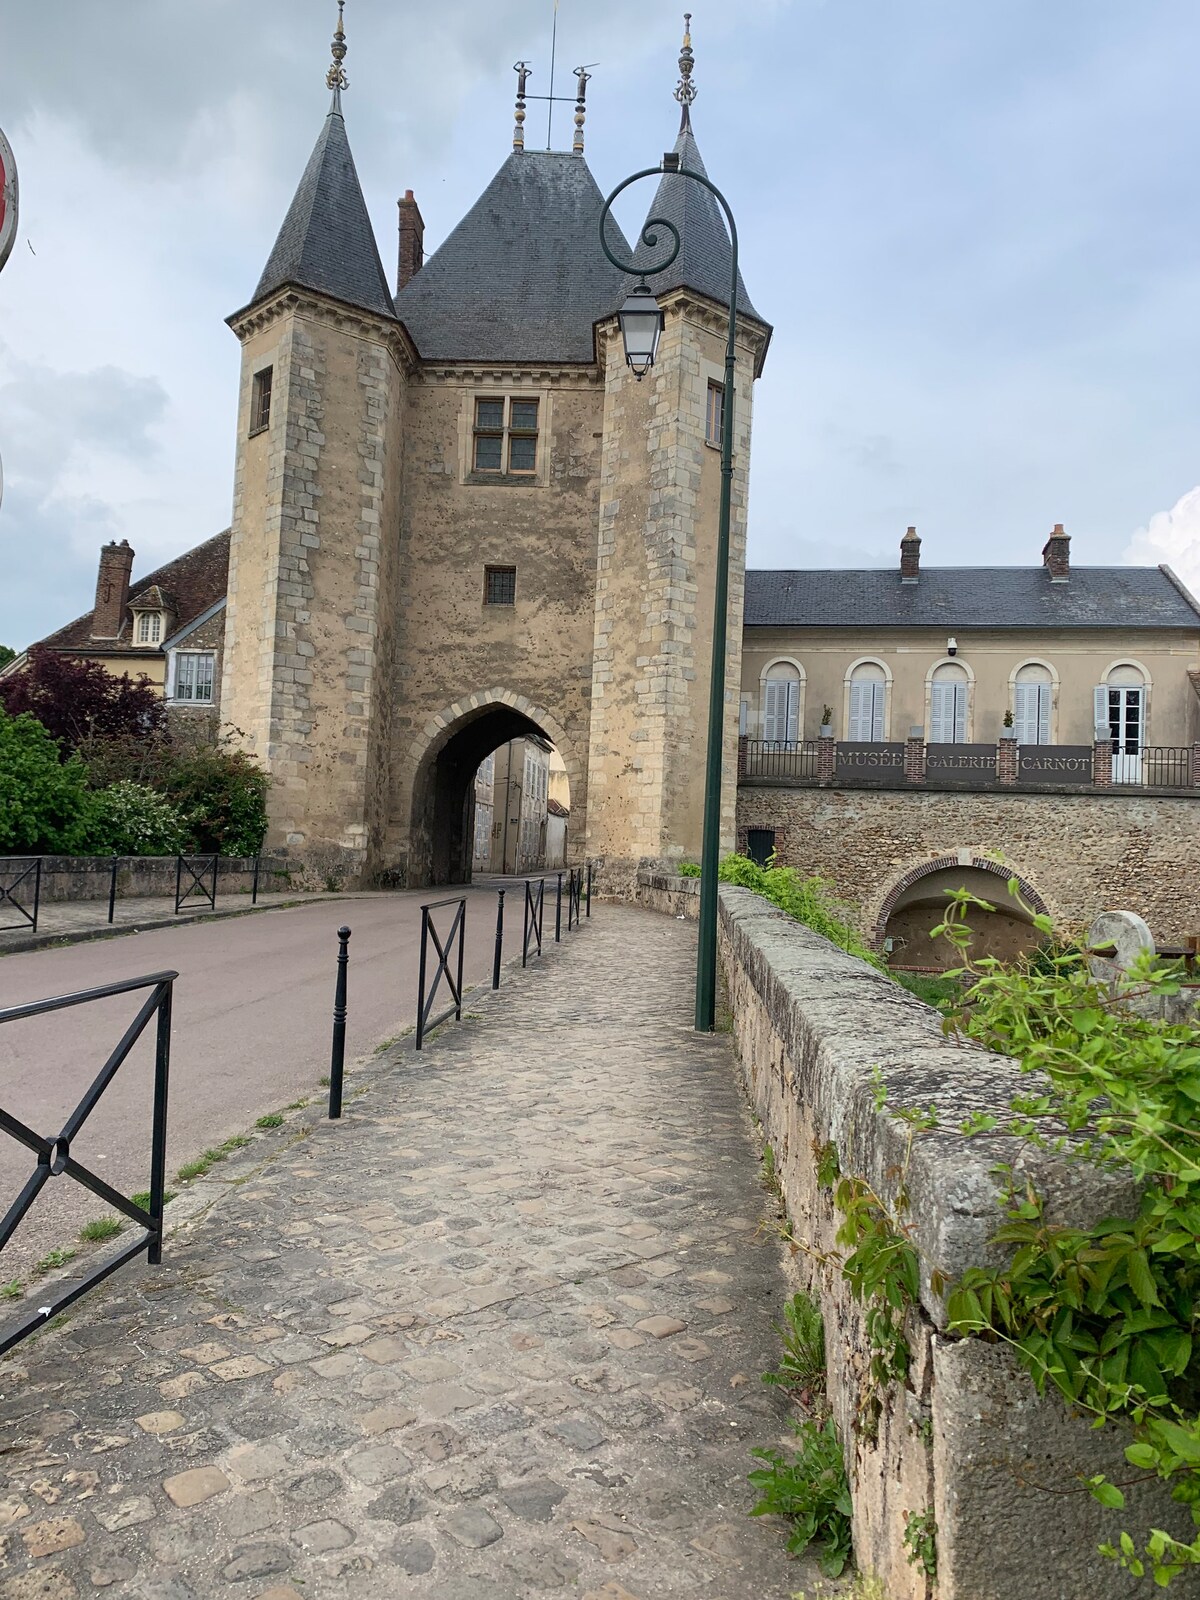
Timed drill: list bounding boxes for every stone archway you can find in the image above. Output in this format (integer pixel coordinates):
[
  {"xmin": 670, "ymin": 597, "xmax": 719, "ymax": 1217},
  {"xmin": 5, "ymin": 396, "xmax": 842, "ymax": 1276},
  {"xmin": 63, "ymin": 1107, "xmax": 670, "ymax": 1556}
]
[
  {"xmin": 398, "ymin": 689, "xmax": 584, "ymax": 888},
  {"xmin": 874, "ymin": 854, "xmax": 1049, "ymax": 968}
]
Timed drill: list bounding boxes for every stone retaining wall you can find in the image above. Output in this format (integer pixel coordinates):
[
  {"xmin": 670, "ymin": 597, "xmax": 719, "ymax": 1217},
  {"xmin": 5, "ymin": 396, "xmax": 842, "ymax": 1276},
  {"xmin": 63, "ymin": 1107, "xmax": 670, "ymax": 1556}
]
[
  {"xmin": 0, "ymin": 856, "xmax": 290, "ymax": 904},
  {"xmin": 716, "ymin": 882, "xmax": 1199, "ymax": 1599},
  {"xmin": 634, "ymin": 870, "xmax": 700, "ymax": 920}
]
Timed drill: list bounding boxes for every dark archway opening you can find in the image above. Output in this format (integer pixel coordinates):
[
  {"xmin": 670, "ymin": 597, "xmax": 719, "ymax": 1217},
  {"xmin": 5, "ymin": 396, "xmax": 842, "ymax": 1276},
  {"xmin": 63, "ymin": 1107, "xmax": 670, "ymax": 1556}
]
[
  {"xmin": 411, "ymin": 705, "xmax": 555, "ymax": 887},
  {"xmin": 883, "ymin": 866, "xmax": 1044, "ymax": 970}
]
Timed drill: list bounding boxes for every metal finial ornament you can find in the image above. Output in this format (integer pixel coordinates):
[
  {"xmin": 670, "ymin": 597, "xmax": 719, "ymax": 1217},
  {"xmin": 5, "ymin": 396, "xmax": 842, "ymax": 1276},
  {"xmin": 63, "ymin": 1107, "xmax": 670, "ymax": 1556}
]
[
  {"xmin": 674, "ymin": 12, "xmax": 696, "ymax": 128},
  {"xmin": 326, "ymin": 0, "xmax": 349, "ymax": 94},
  {"xmin": 513, "ymin": 61, "xmax": 530, "ymax": 151},
  {"xmin": 572, "ymin": 65, "xmax": 591, "ymax": 155}
]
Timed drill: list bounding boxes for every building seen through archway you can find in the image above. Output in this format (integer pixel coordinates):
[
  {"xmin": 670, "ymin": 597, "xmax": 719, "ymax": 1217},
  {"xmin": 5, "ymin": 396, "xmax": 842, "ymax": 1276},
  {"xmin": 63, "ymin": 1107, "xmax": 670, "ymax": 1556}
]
[{"xmin": 470, "ymin": 739, "xmax": 569, "ymax": 877}]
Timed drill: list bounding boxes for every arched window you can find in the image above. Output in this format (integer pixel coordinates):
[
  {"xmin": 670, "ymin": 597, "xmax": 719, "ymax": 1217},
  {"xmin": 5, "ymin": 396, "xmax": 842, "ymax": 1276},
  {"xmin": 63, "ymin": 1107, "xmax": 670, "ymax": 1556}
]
[
  {"xmin": 1097, "ymin": 663, "xmax": 1147, "ymax": 781},
  {"xmin": 1013, "ymin": 662, "xmax": 1052, "ymax": 745},
  {"xmin": 762, "ymin": 661, "xmax": 802, "ymax": 747},
  {"xmin": 930, "ymin": 661, "xmax": 970, "ymax": 743},
  {"xmin": 847, "ymin": 660, "xmax": 887, "ymax": 742}
]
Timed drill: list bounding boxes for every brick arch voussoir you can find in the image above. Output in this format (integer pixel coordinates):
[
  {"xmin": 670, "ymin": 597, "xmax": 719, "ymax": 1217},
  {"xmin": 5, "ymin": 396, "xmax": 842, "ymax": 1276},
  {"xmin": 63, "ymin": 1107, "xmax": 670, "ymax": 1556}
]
[{"xmin": 872, "ymin": 854, "xmax": 1049, "ymax": 948}]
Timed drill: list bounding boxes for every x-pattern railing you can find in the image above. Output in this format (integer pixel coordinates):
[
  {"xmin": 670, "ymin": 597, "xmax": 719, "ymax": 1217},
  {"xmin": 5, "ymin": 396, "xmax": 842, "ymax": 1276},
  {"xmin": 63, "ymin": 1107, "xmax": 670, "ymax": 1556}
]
[
  {"xmin": 567, "ymin": 866, "xmax": 583, "ymax": 931},
  {"xmin": 174, "ymin": 854, "xmax": 217, "ymax": 914},
  {"xmin": 0, "ymin": 970, "xmax": 175, "ymax": 1356},
  {"xmin": 415, "ymin": 896, "xmax": 467, "ymax": 1050},
  {"xmin": 0, "ymin": 858, "xmax": 41, "ymax": 934},
  {"xmin": 523, "ymin": 877, "xmax": 545, "ymax": 966}
]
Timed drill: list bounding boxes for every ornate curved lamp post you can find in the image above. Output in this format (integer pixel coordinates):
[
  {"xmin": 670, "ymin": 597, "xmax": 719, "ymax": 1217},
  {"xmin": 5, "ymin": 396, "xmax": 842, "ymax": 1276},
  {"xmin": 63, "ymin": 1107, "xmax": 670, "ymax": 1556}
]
[{"xmin": 599, "ymin": 152, "xmax": 741, "ymax": 1032}]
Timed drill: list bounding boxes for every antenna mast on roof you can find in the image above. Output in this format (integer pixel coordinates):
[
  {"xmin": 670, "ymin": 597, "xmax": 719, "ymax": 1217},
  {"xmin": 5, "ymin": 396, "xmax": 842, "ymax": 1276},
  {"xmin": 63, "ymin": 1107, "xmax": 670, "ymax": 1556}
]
[{"xmin": 547, "ymin": 0, "xmax": 559, "ymax": 148}]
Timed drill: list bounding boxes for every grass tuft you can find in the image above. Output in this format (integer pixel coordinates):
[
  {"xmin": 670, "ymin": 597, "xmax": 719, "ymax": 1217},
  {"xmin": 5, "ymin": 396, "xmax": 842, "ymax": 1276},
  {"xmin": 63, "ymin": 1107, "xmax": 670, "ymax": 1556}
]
[
  {"xmin": 1, "ymin": 1279, "xmax": 23, "ymax": 1300},
  {"xmin": 34, "ymin": 1247, "xmax": 77, "ymax": 1277},
  {"xmin": 79, "ymin": 1216, "xmax": 123, "ymax": 1244},
  {"xmin": 255, "ymin": 1113, "xmax": 284, "ymax": 1130},
  {"xmin": 131, "ymin": 1188, "xmax": 177, "ymax": 1211}
]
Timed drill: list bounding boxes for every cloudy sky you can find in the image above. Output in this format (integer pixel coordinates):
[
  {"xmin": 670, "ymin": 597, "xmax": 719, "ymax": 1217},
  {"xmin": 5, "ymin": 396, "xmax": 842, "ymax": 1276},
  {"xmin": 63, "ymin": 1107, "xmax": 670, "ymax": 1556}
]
[{"xmin": 2, "ymin": 0, "xmax": 1200, "ymax": 649}]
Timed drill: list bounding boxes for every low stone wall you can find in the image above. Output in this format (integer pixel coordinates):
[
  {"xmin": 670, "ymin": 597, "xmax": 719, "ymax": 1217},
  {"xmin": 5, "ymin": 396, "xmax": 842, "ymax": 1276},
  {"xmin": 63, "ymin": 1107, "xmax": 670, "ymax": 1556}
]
[
  {"xmin": 717, "ymin": 883, "xmax": 1198, "ymax": 1600},
  {"xmin": 634, "ymin": 870, "xmax": 700, "ymax": 919},
  {"xmin": 0, "ymin": 856, "xmax": 291, "ymax": 904}
]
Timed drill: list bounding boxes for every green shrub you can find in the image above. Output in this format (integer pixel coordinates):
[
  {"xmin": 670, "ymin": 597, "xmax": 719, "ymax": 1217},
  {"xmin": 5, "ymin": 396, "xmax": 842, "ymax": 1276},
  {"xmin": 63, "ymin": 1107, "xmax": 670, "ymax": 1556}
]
[
  {"xmin": 160, "ymin": 746, "xmax": 269, "ymax": 857},
  {"xmin": 86, "ymin": 780, "xmax": 190, "ymax": 856},
  {"xmin": 0, "ymin": 707, "xmax": 92, "ymax": 853},
  {"xmin": 718, "ymin": 853, "xmax": 881, "ymax": 968},
  {"xmin": 677, "ymin": 861, "xmax": 701, "ymax": 877}
]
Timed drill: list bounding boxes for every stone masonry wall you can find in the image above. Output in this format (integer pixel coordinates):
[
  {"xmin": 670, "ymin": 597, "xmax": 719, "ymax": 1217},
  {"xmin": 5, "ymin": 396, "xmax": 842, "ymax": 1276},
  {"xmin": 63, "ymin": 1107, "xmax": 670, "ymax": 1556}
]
[
  {"xmin": 717, "ymin": 883, "xmax": 1200, "ymax": 1599},
  {"xmin": 586, "ymin": 301, "xmax": 761, "ymax": 894},
  {"xmin": 736, "ymin": 783, "xmax": 1200, "ymax": 944}
]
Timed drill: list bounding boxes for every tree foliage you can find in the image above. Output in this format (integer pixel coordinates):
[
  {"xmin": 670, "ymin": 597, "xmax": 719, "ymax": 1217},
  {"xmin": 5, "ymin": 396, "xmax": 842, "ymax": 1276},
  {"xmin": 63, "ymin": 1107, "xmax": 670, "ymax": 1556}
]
[
  {"xmin": 718, "ymin": 853, "xmax": 882, "ymax": 967},
  {"xmin": 86, "ymin": 781, "xmax": 190, "ymax": 856},
  {"xmin": 0, "ymin": 708, "xmax": 92, "ymax": 853},
  {"xmin": 159, "ymin": 744, "xmax": 269, "ymax": 857},
  {"xmin": 0, "ymin": 645, "xmax": 165, "ymax": 754}
]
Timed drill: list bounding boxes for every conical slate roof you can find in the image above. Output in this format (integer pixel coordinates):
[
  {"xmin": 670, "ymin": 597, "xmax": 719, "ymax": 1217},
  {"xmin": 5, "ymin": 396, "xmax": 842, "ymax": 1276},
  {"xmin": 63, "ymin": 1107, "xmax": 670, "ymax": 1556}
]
[
  {"xmin": 394, "ymin": 150, "xmax": 632, "ymax": 363},
  {"xmin": 253, "ymin": 98, "xmax": 396, "ymax": 322},
  {"xmin": 631, "ymin": 122, "xmax": 759, "ymax": 320}
]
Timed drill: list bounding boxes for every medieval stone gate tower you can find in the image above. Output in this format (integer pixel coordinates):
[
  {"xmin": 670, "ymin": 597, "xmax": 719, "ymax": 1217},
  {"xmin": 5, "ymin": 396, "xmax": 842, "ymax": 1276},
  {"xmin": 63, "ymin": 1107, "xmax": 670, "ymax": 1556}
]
[{"xmin": 219, "ymin": 14, "xmax": 770, "ymax": 890}]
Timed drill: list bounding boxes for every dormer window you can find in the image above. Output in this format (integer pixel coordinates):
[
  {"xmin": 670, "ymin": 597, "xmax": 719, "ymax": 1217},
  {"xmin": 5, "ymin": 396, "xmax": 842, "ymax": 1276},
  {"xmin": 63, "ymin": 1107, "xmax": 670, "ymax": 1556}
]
[{"xmin": 136, "ymin": 611, "xmax": 162, "ymax": 645}]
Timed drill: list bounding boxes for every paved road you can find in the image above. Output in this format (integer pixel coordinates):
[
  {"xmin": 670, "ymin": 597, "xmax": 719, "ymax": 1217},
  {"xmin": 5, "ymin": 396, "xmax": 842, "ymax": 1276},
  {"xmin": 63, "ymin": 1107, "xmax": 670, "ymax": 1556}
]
[
  {"xmin": 0, "ymin": 906, "xmax": 806, "ymax": 1598},
  {"xmin": 0, "ymin": 889, "xmax": 506, "ymax": 1281}
]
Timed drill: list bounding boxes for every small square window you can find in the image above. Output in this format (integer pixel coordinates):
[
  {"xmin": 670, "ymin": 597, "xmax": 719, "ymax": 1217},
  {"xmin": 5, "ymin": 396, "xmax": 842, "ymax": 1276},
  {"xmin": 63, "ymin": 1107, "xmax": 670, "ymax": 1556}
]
[
  {"xmin": 174, "ymin": 651, "xmax": 215, "ymax": 703},
  {"xmin": 706, "ymin": 381, "xmax": 724, "ymax": 447},
  {"xmin": 470, "ymin": 395, "xmax": 540, "ymax": 478},
  {"xmin": 484, "ymin": 566, "xmax": 516, "ymax": 606},
  {"xmin": 508, "ymin": 433, "xmax": 537, "ymax": 472},
  {"xmin": 474, "ymin": 434, "xmax": 503, "ymax": 471},
  {"xmin": 476, "ymin": 399, "xmax": 504, "ymax": 430},
  {"xmin": 250, "ymin": 367, "xmax": 273, "ymax": 435},
  {"xmin": 510, "ymin": 400, "xmax": 539, "ymax": 432}
]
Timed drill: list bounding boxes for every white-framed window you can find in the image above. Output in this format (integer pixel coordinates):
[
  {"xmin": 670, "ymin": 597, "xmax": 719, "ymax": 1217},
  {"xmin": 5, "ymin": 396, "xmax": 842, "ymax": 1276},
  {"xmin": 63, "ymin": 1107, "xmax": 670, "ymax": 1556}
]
[
  {"xmin": 1096, "ymin": 663, "xmax": 1148, "ymax": 782},
  {"xmin": 847, "ymin": 660, "xmax": 888, "ymax": 741},
  {"xmin": 1013, "ymin": 662, "xmax": 1053, "ymax": 744},
  {"xmin": 929, "ymin": 661, "xmax": 970, "ymax": 742},
  {"xmin": 136, "ymin": 611, "xmax": 162, "ymax": 645},
  {"xmin": 762, "ymin": 661, "xmax": 803, "ymax": 746},
  {"xmin": 172, "ymin": 651, "xmax": 215, "ymax": 704}
]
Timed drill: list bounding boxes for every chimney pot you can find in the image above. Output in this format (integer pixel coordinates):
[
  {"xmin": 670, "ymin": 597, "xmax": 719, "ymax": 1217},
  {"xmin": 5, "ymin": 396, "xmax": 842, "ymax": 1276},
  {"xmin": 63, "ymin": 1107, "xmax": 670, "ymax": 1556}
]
[
  {"xmin": 396, "ymin": 191, "xmax": 425, "ymax": 293},
  {"xmin": 1042, "ymin": 522, "xmax": 1071, "ymax": 583},
  {"xmin": 900, "ymin": 524, "xmax": 921, "ymax": 583},
  {"xmin": 91, "ymin": 539, "xmax": 135, "ymax": 640}
]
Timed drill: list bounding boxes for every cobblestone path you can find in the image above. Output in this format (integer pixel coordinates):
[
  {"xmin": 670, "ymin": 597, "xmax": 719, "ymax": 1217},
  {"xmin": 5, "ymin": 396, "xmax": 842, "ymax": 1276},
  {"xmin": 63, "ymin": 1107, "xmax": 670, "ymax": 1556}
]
[{"xmin": 0, "ymin": 906, "xmax": 810, "ymax": 1599}]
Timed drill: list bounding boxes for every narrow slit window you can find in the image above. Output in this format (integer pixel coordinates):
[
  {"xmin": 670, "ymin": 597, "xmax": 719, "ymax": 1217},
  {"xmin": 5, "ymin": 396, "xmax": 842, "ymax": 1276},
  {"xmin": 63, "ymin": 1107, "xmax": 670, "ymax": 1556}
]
[
  {"xmin": 250, "ymin": 367, "xmax": 273, "ymax": 435},
  {"xmin": 706, "ymin": 382, "xmax": 724, "ymax": 446},
  {"xmin": 484, "ymin": 565, "xmax": 516, "ymax": 606}
]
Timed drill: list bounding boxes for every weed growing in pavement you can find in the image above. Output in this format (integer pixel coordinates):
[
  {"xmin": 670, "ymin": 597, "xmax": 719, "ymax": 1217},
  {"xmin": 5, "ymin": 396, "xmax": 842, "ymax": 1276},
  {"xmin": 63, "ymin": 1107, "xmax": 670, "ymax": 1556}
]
[
  {"xmin": 903, "ymin": 1508, "xmax": 938, "ymax": 1578},
  {"xmin": 762, "ymin": 1291, "xmax": 827, "ymax": 1401},
  {"xmin": 1, "ymin": 1279, "xmax": 23, "ymax": 1299},
  {"xmin": 34, "ymin": 1248, "xmax": 77, "ymax": 1276},
  {"xmin": 750, "ymin": 1416, "xmax": 853, "ymax": 1577},
  {"xmin": 78, "ymin": 1216, "xmax": 123, "ymax": 1243},
  {"xmin": 793, "ymin": 1577, "xmax": 885, "ymax": 1600},
  {"xmin": 131, "ymin": 1188, "xmax": 177, "ymax": 1210},
  {"xmin": 285, "ymin": 1097, "xmax": 309, "ymax": 1110},
  {"xmin": 176, "ymin": 1133, "xmax": 253, "ymax": 1183},
  {"xmin": 255, "ymin": 1113, "xmax": 284, "ymax": 1129},
  {"xmin": 760, "ymin": 1143, "xmax": 777, "ymax": 1191}
]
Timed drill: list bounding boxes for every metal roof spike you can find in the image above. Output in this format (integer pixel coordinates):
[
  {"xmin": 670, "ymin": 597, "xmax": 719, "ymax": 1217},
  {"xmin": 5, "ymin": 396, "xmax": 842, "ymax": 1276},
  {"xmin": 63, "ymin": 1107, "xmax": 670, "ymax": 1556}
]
[
  {"xmin": 326, "ymin": 0, "xmax": 349, "ymax": 102},
  {"xmin": 675, "ymin": 11, "xmax": 697, "ymax": 129}
]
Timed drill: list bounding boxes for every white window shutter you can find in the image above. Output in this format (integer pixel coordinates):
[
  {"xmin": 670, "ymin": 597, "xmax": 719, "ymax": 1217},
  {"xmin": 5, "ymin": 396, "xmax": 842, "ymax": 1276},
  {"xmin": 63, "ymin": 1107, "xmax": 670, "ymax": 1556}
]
[
  {"xmin": 1093, "ymin": 685, "xmax": 1110, "ymax": 738},
  {"xmin": 848, "ymin": 681, "xmax": 869, "ymax": 741},
  {"xmin": 1014, "ymin": 683, "xmax": 1048, "ymax": 745},
  {"xmin": 763, "ymin": 681, "xmax": 782, "ymax": 743},
  {"xmin": 930, "ymin": 682, "xmax": 950, "ymax": 743}
]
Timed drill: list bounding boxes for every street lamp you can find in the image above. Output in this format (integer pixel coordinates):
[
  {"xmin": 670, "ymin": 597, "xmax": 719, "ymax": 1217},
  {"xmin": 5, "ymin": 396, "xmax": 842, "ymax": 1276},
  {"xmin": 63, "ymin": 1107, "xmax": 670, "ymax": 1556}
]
[{"xmin": 599, "ymin": 153, "xmax": 741, "ymax": 1032}]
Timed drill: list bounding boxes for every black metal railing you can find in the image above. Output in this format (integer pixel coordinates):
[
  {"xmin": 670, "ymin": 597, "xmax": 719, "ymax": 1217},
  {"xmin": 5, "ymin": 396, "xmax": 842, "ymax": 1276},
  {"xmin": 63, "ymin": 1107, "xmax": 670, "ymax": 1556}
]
[
  {"xmin": 523, "ymin": 878, "xmax": 545, "ymax": 966},
  {"xmin": 1137, "ymin": 747, "xmax": 1193, "ymax": 788},
  {"xmin": 0, "ymin": 858, "xmax": 41, "ymax": 934},
  {"xmin": 0, "ymin": 970, "xmax": 175, "ymax": 1356},
  {"xmin": 174, "ymin": 854, "xmax": 218, "ymax": 914},
  {"xmin": 415, "ymin": 896, "xmax": 467, "ymax": 1050},
  {"xmin": 742, "ymin": 739, "xmax": 820, "ymax": 782},
  {"xmin": 567, "ymin": 866, "xmax": 583, "ymax": 930}
]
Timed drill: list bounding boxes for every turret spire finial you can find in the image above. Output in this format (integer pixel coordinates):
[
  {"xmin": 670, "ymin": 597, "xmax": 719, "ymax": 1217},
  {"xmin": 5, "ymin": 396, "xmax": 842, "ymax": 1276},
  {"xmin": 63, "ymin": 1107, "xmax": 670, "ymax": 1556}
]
[
  {"xmin": 674, "ymin": 13, "xmax": 696, "ymax": 130},
  {"xmin": 326, "ymin": 0, "xmax": 348, "ymax": 104},
  {"xmin": 513, "ymin": 60, "xmax": 530, "ymax": 150},
  {"xmin": 572, "ymin": 65, "xmax": 591, "ymax": 155}
]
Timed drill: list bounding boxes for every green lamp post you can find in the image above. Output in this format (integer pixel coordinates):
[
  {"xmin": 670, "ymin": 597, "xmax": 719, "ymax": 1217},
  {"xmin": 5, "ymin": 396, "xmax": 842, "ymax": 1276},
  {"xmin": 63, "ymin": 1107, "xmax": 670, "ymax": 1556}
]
[{"xmin": 599, "ymin": 149, "xmax": 741, "ymax": 1032}]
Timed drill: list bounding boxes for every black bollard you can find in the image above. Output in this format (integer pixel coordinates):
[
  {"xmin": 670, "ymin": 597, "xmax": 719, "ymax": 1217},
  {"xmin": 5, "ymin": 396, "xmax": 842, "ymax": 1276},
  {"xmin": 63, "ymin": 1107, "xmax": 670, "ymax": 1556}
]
[
  {"xmin": 555, "ymin": 872, "xmax": 563, "ymax": 941},
  {"xmin": 493, "ymin": 889, "xmax": 505, "ymax": 989},
  {"xmin": 328, "ymin": 925, "xmax": 351, "ymax": 1119}
]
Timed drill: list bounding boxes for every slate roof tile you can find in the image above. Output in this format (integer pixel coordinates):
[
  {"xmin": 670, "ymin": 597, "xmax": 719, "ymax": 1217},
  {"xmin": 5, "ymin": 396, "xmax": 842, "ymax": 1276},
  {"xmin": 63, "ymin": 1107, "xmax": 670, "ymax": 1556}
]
[{"xmin": 40, "ymin": 530, "xmax": 231, "ymax": 652}]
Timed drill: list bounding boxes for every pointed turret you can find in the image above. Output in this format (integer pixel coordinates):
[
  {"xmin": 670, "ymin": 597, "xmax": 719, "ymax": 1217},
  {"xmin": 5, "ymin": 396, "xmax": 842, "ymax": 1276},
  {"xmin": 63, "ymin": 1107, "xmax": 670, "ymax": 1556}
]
[
  {"xmin": 250, "ymin": 4, "xmax": 395, "ymax": 322},
  {"xmin": 631, "ymin": 17, "xmax": 759, "ymax": 320}
]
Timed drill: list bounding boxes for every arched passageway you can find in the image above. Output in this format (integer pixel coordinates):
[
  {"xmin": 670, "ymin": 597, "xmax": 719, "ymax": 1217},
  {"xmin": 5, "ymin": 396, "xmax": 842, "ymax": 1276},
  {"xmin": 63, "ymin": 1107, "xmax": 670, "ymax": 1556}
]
[
  {"xmin": 406, "ymin": 696, "xmax": 577, "ymax": 887},
  {"xmin": 878, "ymin": 859, "xmax": 1048, "ymax": 970}
]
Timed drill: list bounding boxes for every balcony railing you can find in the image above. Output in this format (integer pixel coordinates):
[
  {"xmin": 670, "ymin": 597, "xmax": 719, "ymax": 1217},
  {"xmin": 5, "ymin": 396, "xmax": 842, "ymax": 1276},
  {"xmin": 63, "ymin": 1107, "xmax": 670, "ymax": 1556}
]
[{"xmin": 738, "ymin": 735, "xmax": 1199, "ymax": 795}]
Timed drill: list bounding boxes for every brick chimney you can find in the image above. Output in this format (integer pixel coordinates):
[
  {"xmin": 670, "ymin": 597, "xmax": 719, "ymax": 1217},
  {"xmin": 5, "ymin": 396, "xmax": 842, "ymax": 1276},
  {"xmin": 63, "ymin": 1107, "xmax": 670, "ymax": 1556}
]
[
  {"xmin": 1042, "ymin": 523, "xmax": 1070, "ymax": 583},
  {"xmin": 900, "ymin": 525, "xmax": 921, "ymax": 584},
  {"xmin": 397, "ymin": 190, "xmax": 424, "ymax": 292},
  {"xmin": 91, "ymin": 539, "xmax": 134, "ymax": 640}
]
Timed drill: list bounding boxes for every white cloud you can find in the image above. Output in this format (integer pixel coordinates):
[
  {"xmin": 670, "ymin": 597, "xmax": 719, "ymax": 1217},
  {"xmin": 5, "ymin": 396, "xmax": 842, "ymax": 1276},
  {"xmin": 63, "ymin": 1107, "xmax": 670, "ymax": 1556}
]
[{"xmin": 1126, "ymin": 487, "xmax": 1200, "ymax": 595}]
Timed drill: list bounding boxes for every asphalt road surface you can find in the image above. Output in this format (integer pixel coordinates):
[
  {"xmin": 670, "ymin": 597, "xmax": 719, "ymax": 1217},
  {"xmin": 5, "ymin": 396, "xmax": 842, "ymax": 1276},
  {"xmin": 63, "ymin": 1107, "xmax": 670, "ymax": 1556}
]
[{"xmin": 0, "ymin": 889, "xmax": 503, "ymax": 1283}]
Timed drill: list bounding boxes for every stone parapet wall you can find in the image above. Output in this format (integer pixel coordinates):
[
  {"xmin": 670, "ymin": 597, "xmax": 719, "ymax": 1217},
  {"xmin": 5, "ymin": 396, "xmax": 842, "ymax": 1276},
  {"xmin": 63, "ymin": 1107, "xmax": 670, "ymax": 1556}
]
[
  {"xmin": 736, "ymin": 784, "xmax": 1200, "ymax": 944},
  {"xmin": 1, "ymin": 856, "xmax": 290, "ymax": 904},
  {"xmin": 634, "ymin": 869, "xmax": 700, "ymax": 919},
  {"xmin": 717, "ymin": 882, "xmax": 1197, "ymax": 1599}
]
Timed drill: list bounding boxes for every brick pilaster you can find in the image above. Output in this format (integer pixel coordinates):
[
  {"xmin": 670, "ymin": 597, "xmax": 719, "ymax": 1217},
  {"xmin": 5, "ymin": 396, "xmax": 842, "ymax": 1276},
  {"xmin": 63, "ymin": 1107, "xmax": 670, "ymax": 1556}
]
[
  {"xmin": 817, "ymin": 733, "xmax": 836, "ymax": 785},
  {"xmin": 1192, "ymin": 742, "xmax": 1200, "ymax": 788},
  {"xmin": 997, "ymin": 736, "xmax": 1018, "ymax": 785},
  {"xmin": 737, "ymin": 735, "xmax": 747, "ymax": 781},
  {"xmin": 1093, "ymin": 738, "xmax": 1113, "ymax": 787},
  {"xmin": 904, "ymin": 732, "xmax": 926, "ymax": 784}
]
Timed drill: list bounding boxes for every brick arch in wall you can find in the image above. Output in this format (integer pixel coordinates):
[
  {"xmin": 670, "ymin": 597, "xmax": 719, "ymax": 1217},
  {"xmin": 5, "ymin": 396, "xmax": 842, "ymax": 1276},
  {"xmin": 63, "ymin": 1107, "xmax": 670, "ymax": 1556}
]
[
  {"xmin": 872, "ymin": 854, "xmax": 1049, "ymax": 948},
  {"xmin": 399, "ymin": 688, "xmax": 585, "ymax": 887}
]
